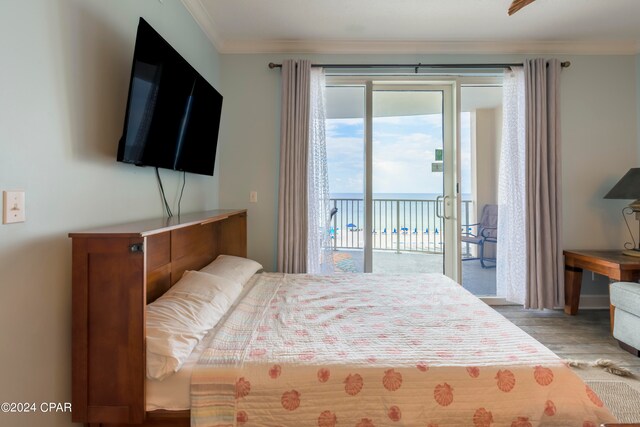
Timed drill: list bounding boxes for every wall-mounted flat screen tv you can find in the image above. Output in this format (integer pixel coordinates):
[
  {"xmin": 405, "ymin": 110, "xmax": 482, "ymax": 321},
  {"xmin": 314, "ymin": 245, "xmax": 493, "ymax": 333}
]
[{"xmin": 117, "ymin": 18, "xmax": 222, "ymax": 176}]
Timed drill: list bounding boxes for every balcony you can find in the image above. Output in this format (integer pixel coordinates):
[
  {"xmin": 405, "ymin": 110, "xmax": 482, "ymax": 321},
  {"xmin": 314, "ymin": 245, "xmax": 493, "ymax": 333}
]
[{"xmin": 329, "ymin": 198, "xmax": 496, "ymax": 296}]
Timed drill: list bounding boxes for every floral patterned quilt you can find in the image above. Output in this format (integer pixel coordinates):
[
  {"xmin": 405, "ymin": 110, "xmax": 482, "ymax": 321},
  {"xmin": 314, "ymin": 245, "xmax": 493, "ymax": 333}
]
[{"xmin": 191, "ymin": 273, "xmax": 615, "ymax": 426}]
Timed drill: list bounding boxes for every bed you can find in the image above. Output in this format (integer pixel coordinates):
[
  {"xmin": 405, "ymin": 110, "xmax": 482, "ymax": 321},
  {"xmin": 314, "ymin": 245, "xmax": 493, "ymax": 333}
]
[
  {"xmin": 70, "ymin": 211, "xmax": 617, "ymax": 426},
  {"xmin": 148, "ymin": 272, "xmax": 614, "ymax": 426}
]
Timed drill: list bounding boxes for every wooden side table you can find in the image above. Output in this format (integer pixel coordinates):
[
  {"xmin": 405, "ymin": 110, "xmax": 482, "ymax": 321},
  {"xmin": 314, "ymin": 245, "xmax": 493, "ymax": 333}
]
[{"xmin": 564, "ymin": 250, "xmax": 640, "ymax": 331}]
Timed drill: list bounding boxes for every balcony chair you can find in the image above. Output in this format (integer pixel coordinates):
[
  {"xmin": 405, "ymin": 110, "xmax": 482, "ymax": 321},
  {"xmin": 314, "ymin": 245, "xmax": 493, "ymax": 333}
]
[{"xmin": 461, "ymin": 204, "xmax": 498, "ymax": 269}]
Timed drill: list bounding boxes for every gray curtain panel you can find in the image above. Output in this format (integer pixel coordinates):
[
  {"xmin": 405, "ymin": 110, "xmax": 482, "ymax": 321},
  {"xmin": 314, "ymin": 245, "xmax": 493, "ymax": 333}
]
[
  {"xmin": 277, "ymin": 60, "xmax": 311, "ymax": 273},
  {"xmin": 524, "ymin": 58, "xmax": 563, "ymax": 309}
]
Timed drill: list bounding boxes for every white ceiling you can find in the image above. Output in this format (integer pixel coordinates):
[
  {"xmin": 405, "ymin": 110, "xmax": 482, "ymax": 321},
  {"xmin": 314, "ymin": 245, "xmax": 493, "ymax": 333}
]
[{"xmin": 182, "ymin": 0, "xmax": 640, "ymax": 54}]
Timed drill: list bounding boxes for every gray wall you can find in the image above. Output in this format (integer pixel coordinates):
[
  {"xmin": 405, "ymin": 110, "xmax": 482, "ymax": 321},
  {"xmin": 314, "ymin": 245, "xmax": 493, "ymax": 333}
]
[
  {"xmin": 563, "ymin": 56, "xmax": 638, "ymax": 294},
  {"xmin": 221, "ymin": 54, "xmax": 639, "ymax": 298},
  {"xmin": 0, "ymin": 1, "xmax": 221, "ymax": 425}
]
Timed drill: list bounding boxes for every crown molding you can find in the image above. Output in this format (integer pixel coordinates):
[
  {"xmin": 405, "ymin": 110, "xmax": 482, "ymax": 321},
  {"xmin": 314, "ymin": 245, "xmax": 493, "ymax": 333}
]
[
  {"xmin": 180, "ymin": 1, "xmax": 640, "ymax": 56},
  {"xmin": 219, "ymin": 39, "xmax": 640, "ymax": 55},
  {"xmin": 181, "ymin": 0, "xmax": 224, "ymax": 53}
]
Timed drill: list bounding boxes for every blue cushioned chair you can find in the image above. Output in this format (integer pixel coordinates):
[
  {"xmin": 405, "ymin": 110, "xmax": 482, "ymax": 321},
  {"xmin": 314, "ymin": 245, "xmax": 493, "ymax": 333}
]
[{"xmin": 461, "ymin": 204, "xmax": 498, "ymax": 269}]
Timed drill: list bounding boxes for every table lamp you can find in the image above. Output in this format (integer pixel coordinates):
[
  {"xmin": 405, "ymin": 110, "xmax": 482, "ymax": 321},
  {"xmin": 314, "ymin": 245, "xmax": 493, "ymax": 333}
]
[{"xmin": 604, "ymin": 168, "xmax": 640, "ymax": 257}]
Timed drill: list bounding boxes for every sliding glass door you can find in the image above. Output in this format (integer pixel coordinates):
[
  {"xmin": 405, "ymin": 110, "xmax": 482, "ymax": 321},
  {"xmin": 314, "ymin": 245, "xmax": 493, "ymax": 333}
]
[
  {"xmin": 326, "ymin": 81, "xmax": 459, "ymax": 280},
  {"xmin": 325, "ymin": 86, "xmax": 366, "ymax": 273},
  {"xmin": 371, "ymin": 86, "xmax": 457, "ymax": 278},
  {"xmin": 458, "ymin": 84, "xmax": 503, "ymax": 297}
]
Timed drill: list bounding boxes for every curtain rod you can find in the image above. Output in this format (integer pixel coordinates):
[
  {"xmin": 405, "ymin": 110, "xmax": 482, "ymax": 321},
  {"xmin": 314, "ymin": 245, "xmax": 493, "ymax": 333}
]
[{"xmin": 268, "ymin": 61, "xmax": 571, "ymax": 70}]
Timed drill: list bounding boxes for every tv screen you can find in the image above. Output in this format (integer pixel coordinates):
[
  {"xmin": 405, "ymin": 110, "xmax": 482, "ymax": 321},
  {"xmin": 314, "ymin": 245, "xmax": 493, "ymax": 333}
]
[{"xmin": 117, "ymin": 18, "xmax": 222, "ymax": 176}]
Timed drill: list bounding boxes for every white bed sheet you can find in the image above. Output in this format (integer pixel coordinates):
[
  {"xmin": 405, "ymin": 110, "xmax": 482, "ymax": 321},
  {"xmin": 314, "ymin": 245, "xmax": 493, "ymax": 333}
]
[
  {"xmin": 191, "ymin": 273, "xmax": 616, "ymax": 426},
  {"xmin": 145, "ymin": 274, "xmax": 260, "ymax": 411},
  {"xmin": 146, "ymin": 330, "xmax": 203, "ymax": 411}
]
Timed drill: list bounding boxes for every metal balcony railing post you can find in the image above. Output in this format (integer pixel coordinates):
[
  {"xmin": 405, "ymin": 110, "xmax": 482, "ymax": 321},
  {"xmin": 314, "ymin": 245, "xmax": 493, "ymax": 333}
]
[
  {"xmin": 332, "ymin": 199, "xmax": 337, "ymax": 251},
  {"xmin": 396, "ymin": 200, "xmax": 400, "ymax": 254}
]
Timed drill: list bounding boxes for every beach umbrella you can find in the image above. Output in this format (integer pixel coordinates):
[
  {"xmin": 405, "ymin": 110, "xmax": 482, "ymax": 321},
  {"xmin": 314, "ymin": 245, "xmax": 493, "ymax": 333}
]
[
  {"xmin": 382, "ymin": 227, "xmax": 387, "ymax": 234},
  {"xmin": 392, "ymin": 228, "xmax": 397, "ymax": 234},
  {"xmin": 413, "ymin": 228, "xmax": 417, "ymax": 234},
  {"xmin": 347, "ymin": 223, "xmax": 357, "ymax": 231},
  {"xmin": 424, "ymin": 228, "xmax": 429, "ymax": 234},
  {"xmin": 401, "ymin": 227, "xmax": 409, "ymax": 234}
]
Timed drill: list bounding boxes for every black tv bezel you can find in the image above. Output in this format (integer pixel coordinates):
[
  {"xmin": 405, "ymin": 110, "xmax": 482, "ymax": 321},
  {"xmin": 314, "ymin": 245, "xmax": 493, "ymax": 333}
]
[{"xmin": 116, "ymin": 17, "xmax": 222, "ymax": 177}]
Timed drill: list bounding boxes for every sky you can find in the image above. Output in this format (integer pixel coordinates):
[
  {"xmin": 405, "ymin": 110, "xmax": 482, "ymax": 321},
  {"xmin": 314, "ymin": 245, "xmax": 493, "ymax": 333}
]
[{"xmin": 326, "ymin": 112, "xmax": 471, "ymax": 196}]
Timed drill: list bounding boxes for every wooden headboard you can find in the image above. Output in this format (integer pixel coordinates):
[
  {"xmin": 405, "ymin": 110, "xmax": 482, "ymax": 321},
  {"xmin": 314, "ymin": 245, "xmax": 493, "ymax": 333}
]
[
  {"xmin": 145, "ymin": 212, "xmax": 247, "ymax": 303},
  {"xmin": 70, "ymin": 210, "xmax": 247, "ymax": 426}
]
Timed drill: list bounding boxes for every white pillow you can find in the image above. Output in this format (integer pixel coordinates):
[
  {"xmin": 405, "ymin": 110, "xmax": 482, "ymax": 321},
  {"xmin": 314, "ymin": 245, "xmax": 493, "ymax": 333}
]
[
  {"xmin": 200, "ymin": 255, "xmax": 262, "ymax": 286},
  {"xmin": 146, "ymin": 270, "xmax": 242, "ymax": 380}
]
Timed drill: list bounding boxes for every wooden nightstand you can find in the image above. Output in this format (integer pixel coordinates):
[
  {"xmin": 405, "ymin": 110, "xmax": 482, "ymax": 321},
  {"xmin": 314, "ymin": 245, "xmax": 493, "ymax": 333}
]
[{"xmin": 564, "ymin": 250, "xmax": 640, "ymax": 332}]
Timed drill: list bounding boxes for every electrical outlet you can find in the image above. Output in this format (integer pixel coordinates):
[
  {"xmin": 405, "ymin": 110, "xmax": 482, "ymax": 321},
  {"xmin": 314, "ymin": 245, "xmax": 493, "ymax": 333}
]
[
  {"xmin": 249, "ymin": 191, "xmax": 258, "ymax": 203},
  {"xmin": 3, "ymin": 190, "xmax": 25, "ymax": 224}
]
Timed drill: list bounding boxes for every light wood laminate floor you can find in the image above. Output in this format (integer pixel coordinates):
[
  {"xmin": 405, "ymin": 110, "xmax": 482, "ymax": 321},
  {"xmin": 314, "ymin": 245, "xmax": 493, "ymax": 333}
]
[{"xmin": 494, "ymin": 306, "xmax": 640, "ymax": 376}]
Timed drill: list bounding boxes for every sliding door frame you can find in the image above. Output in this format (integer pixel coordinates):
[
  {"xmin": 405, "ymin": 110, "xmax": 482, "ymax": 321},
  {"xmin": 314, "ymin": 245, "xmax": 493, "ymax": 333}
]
[{"xmin": 326, "ymin": 75, "xmax": 502, "ymax": 284}]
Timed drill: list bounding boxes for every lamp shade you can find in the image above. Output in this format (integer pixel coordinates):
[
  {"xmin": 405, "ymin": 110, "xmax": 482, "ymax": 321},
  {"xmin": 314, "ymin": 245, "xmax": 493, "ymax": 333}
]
[{"xmin": 604, "ymin": 168, "xmax": 640, "ymax": 200}]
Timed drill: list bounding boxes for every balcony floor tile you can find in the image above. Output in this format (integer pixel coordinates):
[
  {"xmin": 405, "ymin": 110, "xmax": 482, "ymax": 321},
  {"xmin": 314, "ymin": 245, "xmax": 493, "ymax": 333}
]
[{"xmin": 332, "ymin": 250, "xmax": 496, "ymax": 296}]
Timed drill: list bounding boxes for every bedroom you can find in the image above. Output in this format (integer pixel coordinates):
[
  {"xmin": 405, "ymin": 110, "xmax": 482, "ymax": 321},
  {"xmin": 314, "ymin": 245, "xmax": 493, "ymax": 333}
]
[{"xmin": 0, "ymin": 0, "xmax": 639, "ymax": 426}]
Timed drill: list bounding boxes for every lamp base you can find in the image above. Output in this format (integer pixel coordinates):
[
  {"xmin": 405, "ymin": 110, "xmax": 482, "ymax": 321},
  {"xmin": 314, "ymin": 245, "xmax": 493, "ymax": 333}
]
[{"xmin": 622, "ymin": 249, "xmax": 640, "ymax": 258}]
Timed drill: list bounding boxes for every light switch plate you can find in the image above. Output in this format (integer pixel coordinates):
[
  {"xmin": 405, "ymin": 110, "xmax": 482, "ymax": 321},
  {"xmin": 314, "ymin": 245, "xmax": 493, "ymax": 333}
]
[
  {"xmin": 249, "ymin": 191, "xmax": 258, "ymax": 203},
  {"xmin": 3, "ymin": 190, "xmax": 25, "ymax": 224}
]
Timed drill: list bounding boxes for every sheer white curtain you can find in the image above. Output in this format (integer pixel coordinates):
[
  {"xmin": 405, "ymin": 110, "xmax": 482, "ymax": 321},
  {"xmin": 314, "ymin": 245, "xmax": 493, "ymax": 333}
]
[
  {"xmin": 307, "ymin": 68, "xmax": 333, "ymax": 274},
  {"xmin": 497, "ymin": 67, "xmax": 527, "ymax": 304}
]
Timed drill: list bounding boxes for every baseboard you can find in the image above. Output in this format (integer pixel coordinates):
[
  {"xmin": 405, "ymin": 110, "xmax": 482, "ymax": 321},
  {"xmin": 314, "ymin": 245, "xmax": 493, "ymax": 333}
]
[
  {"xmin": 480, "ymin": 297, "xmax": 517, "ymax": 306},
  {"xmin": 578, "ymin": 294, "xmax": 610, "ymax": 310},
  {"xmin": 481, "ymin": 295, "xmax": 610, "ymax": 309}
]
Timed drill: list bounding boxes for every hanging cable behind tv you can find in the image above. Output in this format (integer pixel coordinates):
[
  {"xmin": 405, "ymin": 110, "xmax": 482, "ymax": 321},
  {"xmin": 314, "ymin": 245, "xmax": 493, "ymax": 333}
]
[
  {"xmin": 155, "ymin": 168, "xmax": 188, "ymax": 219},
  {"xmin": 155, "ymin": 167, "xmax": 173, "ymax": 218},
  {"xmin": 177, "ymin": 171, "xmax": 186, "ymax": 218}
]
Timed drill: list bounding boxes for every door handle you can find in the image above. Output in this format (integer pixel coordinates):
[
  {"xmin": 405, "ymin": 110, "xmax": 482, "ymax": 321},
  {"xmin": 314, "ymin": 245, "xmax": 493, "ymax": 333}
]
[
  {"xmin": 442, "ymin": 195, "xmax": 451, "ymax": 220},
  {"xmin": 436, "ymin": 195, "xmax": 444, "ymax": 219}
]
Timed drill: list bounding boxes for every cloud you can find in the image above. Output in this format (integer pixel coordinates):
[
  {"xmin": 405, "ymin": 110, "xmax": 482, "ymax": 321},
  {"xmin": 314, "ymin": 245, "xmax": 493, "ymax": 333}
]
[
  {"xmin": 327, "ymin": 113, "xmax": 474, "ymax": 196},
  {"xmin": 326, "ymin": 132, "xmax": 364, "ymax": 193},
  {"xmin": 373, "ymin": 115, "xmax": 445, "ymax": 193}
]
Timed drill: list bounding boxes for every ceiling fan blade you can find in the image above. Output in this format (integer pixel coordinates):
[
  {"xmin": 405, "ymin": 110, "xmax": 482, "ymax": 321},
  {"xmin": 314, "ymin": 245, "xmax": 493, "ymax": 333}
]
[{"xmin": 508, "ymin": 0, "xmax": 536, "ymax": 15}]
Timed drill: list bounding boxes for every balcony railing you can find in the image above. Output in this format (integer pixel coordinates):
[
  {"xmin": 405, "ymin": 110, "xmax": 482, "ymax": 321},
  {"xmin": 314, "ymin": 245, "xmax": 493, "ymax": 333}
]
[{"xmin": 330, "ymin": 198, "xmax": 473, "ymax": 254}]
